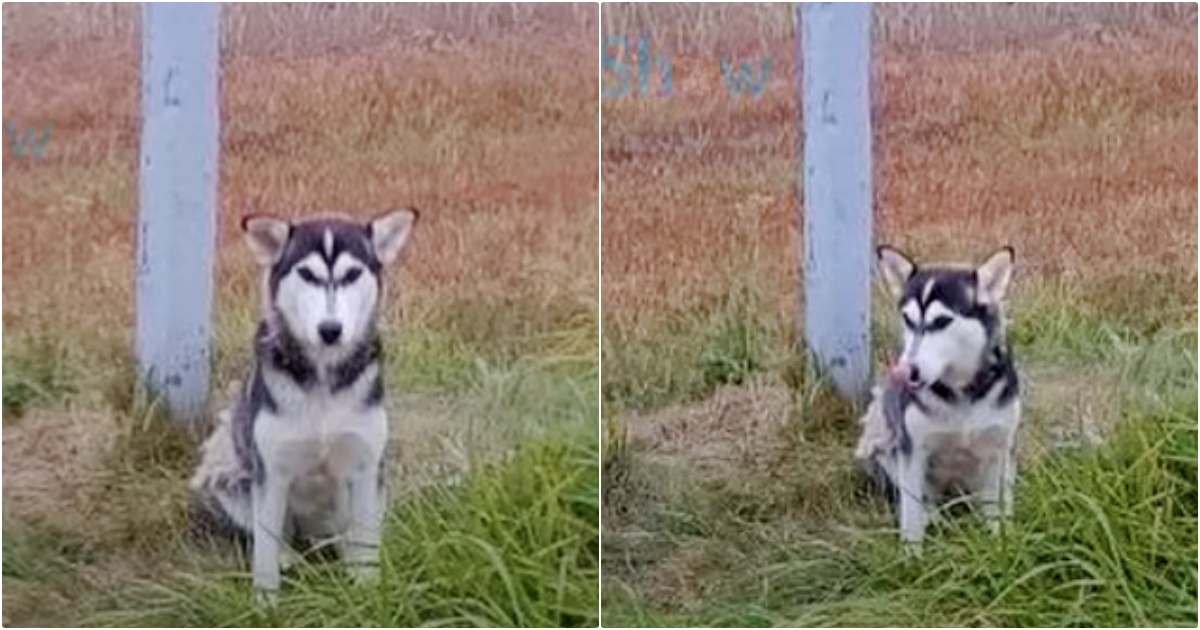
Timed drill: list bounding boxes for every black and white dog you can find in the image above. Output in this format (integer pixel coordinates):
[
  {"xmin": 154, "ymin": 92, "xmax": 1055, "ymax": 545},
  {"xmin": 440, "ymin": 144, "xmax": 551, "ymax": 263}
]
[
  {"xmin": 189, "ymin": 210, "xmax": 417, "ymax": 597},
  {"xmin": 855, "ymin": 246, "xmax": 1020, "ymax": 545}
]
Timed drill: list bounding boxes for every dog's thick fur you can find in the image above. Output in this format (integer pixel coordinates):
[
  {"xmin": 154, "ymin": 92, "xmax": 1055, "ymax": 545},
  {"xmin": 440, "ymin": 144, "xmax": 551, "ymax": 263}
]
[
  {"xmin": 189, "ymin": 210, "xmax": 416, "ymax": 596},
  {"xmin": 855, "ymin": 245, "xmax": 1021, "ymax": 545}
]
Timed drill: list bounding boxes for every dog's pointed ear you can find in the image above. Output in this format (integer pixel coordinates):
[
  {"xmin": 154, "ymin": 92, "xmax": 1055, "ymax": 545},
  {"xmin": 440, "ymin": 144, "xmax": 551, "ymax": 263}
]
[
  {"xmin": 976, "ymin": 246, "xmax": 1015, "ymax": 303},
  {"xmin": 877, "ymin": 245, "xmax": 915, "ymax": 298},
  {"xmin": 369, "ymin": 208, "xmax": 418, "ymax": 265},
  {"xmin": 242, "ymin": 215, "xmax": 290, "ymax": 267}
]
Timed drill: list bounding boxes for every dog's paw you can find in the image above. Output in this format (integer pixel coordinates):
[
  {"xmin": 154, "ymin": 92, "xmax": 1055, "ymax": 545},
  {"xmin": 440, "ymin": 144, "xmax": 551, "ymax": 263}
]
[
  {"xmin": 280, "ymin": 547, "xmax": 304, "ymax": 572},
  {"xmin": 348, "ymin": 563, "xmax": 380, "ymax": 584},
  {"xmin": 253, "ymin": 587, "xmax": 279, "ymax": 608}
]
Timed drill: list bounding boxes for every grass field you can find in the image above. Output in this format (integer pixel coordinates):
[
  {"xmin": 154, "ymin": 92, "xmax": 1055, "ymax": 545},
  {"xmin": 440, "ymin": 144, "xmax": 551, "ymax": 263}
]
[
  {"xmin": 3, "ymin": 4, "xmax": 598, "ymax": 627},
  {"xmin": 601, "ymin": 3, "xmax": 1197, "ymax": 627}
]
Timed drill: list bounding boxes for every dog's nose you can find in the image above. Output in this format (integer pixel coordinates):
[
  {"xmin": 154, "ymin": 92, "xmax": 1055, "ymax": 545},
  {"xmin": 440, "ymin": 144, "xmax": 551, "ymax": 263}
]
[
  {"xmin": 888, "ymin": 362, "xmax": 913, "ymax": 388},
  {"xmin": 907, "ymin": 366, "xmax": 922, "ymax": 386},
  {"xmin": 889, "ymin": 362, "xmax": 923, "ymax": 390},
  {"xmin": 318, "ymin": 321, "xmax": 342, "ymax": 345}
]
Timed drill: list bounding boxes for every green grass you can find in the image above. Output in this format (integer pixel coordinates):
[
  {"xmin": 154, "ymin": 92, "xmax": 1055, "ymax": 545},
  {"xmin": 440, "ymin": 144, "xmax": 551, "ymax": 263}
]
[
  {"xmin": 602, "ymin": 274, "xmax": 1198, "ymax": 627},
  {"xmin": 3, "ymin": 334, "xmax": 79, "ymax": 421},
  {"xmin": 602, "ymin": 282, "xmax": 790, "ymax": 415},
  {"xmin": 3, "ymin": 304, "xmax": 599, "ymax": 627},
  {"xmin": 3, "ymin": 520, "xmax": 98, "ymax": 583},
  {"xmin": 606, "ymin": 394, "xmax": 1196, "ymax": 626},
  {"xmin": 91, "ymin": 433, "xmax": 598, "ymax": 627}
]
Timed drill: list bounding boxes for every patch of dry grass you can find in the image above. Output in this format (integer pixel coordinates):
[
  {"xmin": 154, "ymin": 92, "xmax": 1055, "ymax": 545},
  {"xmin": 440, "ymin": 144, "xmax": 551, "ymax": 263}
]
[
  {"xmin": 3, "ymin": 406, "xmax": 119, "ymax": 536},
  {"xmin": 4, "ymin": 5, "xmax": 599, "ymax": 342},
  {"xmin": 601, "ymin": 4, "xmax": 1197, "ymax": 323}
]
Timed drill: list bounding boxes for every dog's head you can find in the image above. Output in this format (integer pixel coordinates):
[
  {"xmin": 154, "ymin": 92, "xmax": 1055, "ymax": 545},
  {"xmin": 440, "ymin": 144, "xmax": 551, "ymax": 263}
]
[
  {"xmin": 876, "ymin": 245, "xmax": 1014, "ymax": 391},
  {"xmin": 242, "ymin": 210, "xmax": 417, "ymax": 354}
]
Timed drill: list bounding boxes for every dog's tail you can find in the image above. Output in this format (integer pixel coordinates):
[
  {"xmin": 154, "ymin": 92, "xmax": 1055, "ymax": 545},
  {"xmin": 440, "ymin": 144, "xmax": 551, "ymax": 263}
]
[
  {"xmin": 854, "ymin": 385, "xmax": 894, "ymax": 459},
  {"xmin": 188, "ymin": 397, "xmax": 255, "ymax": 544},
  {"xmin": 853, "ymin": 385, "xmax": 900, "ymax": 506},
  {"xmin": 188, "ymin": 405, "xmax": 243, "ymax": 492},
  {"xmin": 187, "ymin": 488, "xmax": 251, "ymax": 554}
]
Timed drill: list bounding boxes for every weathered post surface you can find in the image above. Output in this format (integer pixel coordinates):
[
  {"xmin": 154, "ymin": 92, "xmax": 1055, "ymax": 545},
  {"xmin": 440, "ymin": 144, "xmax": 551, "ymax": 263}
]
[
  {"xmin": 797, "ymin": 2, "xmax": 873, "ymax": 402},
  {"xmin": 136, "ymin": 3, "xmax": 220, "ymax": 422}
]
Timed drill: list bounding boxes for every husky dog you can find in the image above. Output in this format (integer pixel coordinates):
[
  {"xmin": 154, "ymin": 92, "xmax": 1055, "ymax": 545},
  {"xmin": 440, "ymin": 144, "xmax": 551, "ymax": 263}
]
[
  {"xmin": 189, "ymin": 209, "xmax": 417, "ymax": 597},
  {"xmin": 855, "ymin": 245, "xmax": 1020, "ymax": 545}
]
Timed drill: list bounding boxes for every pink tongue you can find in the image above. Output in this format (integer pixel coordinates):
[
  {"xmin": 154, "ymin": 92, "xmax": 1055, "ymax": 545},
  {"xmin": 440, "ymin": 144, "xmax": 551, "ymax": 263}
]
[{"xmin": 887, "ymin": 362, "xmax": 913, "ymax": 389}]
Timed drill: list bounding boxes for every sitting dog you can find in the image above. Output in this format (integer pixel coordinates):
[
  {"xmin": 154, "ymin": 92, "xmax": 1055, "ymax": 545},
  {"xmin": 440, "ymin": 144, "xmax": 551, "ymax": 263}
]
[
  {"xmin": 189, "ymin": 210, "xmax": 417, "ymax": 597},
  {"xmin": 855, "ymin": 245, "xmax": 1020, "ymax": 545}
]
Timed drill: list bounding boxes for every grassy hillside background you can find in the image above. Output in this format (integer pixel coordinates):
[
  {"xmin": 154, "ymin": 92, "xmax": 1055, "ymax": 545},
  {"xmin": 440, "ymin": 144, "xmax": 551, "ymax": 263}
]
[
  {"xmin": 601, "ymin": 3, "xmax": 1197, "ymax": 626},
  {"xmin": 3, "ymin": 3, "xmax": 598, "ymax": 626}
]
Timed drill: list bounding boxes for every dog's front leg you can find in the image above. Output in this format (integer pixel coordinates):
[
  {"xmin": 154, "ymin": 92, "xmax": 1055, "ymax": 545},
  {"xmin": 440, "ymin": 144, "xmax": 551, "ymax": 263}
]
[
  {"xmin": 252, "ymin": 473, "xmax": 289, "ymax": 601},
  {"xmin": 1002, "ymin": 449, "xmax": 1017, "ymax": 520},
  {"xmin": 977, "ymin": 452, "xmax": 1014, "ymax": 533},
  {"xmin": 897, "ymin": 451, "xmax": 929, "ymax": 549},
  {"xmin": 342, "ymin": 468, "xmax": 383, "ymax": 582}
]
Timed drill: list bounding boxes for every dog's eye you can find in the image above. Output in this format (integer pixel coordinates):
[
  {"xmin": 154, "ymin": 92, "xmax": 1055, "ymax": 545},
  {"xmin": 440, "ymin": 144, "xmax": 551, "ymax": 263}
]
[
  {"xmin": 340, "ymin": 268, "xmax": 363, "ymax": 286},
  {"xmin": 926, "ymin": 316, "xmax": 953, "ymax": 331},
  {"xmin": 297, "ymin": 268, "xmax": 321, "ymax": 285},
  {"xmin": 902, "ymin": 314, "xmax": 918, "ymax": 330}
]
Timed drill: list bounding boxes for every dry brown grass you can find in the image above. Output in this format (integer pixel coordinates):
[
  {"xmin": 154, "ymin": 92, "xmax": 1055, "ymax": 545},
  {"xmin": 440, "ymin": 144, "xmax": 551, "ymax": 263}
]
[
  {"xmin": 4, "ymin": 3, "xmax": 598, "ymax": 345},
  {"xmin": 2, "ymin": 405, "xmax": 119, "ymax": 535},
  {"xmin": 601, "ymin": 4, "xmax": 1197, "ymax": 322}
]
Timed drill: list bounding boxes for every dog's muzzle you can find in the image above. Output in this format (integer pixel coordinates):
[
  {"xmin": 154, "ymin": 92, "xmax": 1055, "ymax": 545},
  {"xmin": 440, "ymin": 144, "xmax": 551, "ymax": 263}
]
[{"xmin": 888, "ymin": 361, "xmax": 923, "ymax": 390}]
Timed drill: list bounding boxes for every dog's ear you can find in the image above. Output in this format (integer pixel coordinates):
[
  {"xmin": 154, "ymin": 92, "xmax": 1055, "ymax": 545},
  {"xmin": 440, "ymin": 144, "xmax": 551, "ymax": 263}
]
[
  {"xmin": 369, "ymin": 208, "xmax": 418, "ymax": 265},
  {"xmin": 242, "ymin": 215, "xmax": 290, "ymax": 267},
  {"xmin": 876, "ymin": 245, "xmax": 915, "ymax": 298},
  {"xmin": 976, "ymin": 246, "xmax": 1015, "ymax": 303}
]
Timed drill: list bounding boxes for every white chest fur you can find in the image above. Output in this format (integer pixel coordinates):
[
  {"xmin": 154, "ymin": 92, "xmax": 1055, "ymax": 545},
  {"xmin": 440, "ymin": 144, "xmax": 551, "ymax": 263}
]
[
  {"xmin": 254, "ymin": 367, "xmax": 387, "ymax": 536},
  {"xmin": 254, "ymin": 401, "xmax": 387, "ymax": 476},
  {"xmin": 905, "ymin": 393, "xmax": 1020, "ymax": 492}
]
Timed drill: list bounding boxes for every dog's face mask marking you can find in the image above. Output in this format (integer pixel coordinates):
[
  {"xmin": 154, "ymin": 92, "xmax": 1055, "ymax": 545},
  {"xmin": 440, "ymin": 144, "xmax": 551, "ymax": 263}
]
[
  {"xmin": 275, "ymin": 249, "xmax": 376, "ymax": 350},
  {"xmin": 877, "ymin": 246, "xmax": 1014, "ymax": 390},
  {"xmin": 896, "ymin": 282, "xmax": 988, "ymax": 388},
  {"xmin": 243, "ymin": 210, "xmax": 418, "ymax": 354}
]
